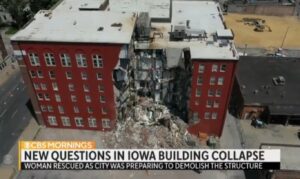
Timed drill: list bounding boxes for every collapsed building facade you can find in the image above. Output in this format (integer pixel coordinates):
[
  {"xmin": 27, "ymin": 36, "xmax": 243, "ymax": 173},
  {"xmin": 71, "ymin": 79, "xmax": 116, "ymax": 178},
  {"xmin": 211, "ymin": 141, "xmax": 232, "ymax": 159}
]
[{"xmin": 11, "ymin": 0, "xmax": 238, "ymax": 137}]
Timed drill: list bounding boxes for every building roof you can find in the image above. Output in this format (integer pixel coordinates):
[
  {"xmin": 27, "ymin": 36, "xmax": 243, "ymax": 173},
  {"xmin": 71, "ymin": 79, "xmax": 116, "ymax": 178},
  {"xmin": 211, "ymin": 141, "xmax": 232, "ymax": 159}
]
[
  {"xmin": 268, "ymin": 105, "xmax": 300, "ymax": 116},
  {"xmin": 171, "ymin": 1, "xmax": 224, "ymax": 34},
  {"xmin": 53, "ymin": 0, "xmax": 107, "ymax": 11},
  {"xmin": 237, "ymin": 56, "xmax": 300, "ymax": 110},
  {"xmin": 11, "ymin": 10, "xmax": 136, "ymax": 44},
  {"xmin": 261, "ymin": 144, "xmax": 300, "ymax": 171},
  {"xmin": 109, "ymin": 0, "xmax": 170, "ymax": 20},
  {"xmin": 134, "ymin": 1, "xmax": 238, "ymax": 60},
  {"xmin": 189, "ymin": 43, "xmax": 237, "ymax": 60}
]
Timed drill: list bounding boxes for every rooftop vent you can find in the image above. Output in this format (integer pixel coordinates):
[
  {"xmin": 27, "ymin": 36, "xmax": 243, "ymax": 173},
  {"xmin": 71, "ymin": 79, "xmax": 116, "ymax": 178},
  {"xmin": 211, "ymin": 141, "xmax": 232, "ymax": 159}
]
[
  {"xmin": 273, "ymin": 76, "xmax": 285, "ymax": 86},
  {"xmin": 97, "ymin": 27, "xmax": 104, "ymax": 31},
  {"xmin": 111, "ymin": 23, "xmax": 122, "ymax": 27},
  {"xmin": 186, "ymin": 20, "xmax": 190, "ymax": 29}
]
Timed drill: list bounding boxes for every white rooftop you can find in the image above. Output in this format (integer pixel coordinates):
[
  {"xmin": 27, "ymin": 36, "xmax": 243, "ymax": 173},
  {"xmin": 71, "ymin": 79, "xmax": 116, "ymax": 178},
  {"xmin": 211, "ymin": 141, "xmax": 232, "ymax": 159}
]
[
  {"xmin": 11, "ymin": 10, "xmax": 136, "ymax": 44},
  {"xmin": 172, "ymin": 1, "xmax": 224, "ymax": 34},
  {"xmin": 53, "ymin": 0, "xmax": 107, "ymax": 12},
  {"xmin": 135, "ymin": 2, "xmax": 238, "ymax": 61},
  {"xmin": 109, "ymin": 0, "xmax": 170, "ymax": 20}
]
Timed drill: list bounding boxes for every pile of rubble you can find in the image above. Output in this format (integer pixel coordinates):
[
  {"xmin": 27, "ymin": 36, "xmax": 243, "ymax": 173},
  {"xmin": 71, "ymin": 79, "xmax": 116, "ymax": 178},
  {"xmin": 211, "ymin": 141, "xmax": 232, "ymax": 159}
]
[{"xmin": 104, "ymin": 97, "xmax": 204, "ymax": 149}]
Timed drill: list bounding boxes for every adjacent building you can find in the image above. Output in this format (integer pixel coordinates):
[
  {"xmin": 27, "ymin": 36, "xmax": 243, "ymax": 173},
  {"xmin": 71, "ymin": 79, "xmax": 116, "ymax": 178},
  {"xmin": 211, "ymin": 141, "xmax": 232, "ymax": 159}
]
[
  {"xmin": 230, "ymin": 56, "xmax": 300, "ymax": 126},
  {"xmin": 0, "ymin": 5, "xmax": 13, "ymax": 25},
  {"xmin": 11, "ymin": 0, "xmax": 238, "ymax": 137}
]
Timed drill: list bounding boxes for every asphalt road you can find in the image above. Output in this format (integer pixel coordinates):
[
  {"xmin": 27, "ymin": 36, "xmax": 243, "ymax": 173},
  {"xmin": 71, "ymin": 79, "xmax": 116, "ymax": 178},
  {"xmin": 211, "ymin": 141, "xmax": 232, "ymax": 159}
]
[{"xmin": 0, "ymin": 70, "xmax": 31, "ymax": 163}]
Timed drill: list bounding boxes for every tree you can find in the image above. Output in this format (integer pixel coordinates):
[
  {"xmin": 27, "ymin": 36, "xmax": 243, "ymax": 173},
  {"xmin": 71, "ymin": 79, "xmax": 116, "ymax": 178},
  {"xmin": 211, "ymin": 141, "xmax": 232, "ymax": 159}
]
[
  {"xmin": 30, "ymin": 0, "xmax": 59, "ymax": 13},
  {"xmin": 1, "ymin": 0, "xmax": 32, "ymax": 28},
  {"xmin": 0, "ymin": 0, "xmax": 59, "ymax": 29}
]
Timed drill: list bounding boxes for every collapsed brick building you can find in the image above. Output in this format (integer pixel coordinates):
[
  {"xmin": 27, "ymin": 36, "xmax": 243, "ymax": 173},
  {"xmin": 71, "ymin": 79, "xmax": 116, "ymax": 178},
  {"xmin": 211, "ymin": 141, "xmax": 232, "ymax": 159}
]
[{"xmin": 11, "ymin": 0, "xmax": 238, "ymax": 137}]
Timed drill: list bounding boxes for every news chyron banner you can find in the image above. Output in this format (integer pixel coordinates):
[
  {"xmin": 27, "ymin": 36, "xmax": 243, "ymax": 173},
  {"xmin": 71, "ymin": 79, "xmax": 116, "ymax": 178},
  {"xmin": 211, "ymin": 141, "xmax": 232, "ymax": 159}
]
[{"xmin": 19, "ymin": 141, "xmax": 280, "ymax": 170}]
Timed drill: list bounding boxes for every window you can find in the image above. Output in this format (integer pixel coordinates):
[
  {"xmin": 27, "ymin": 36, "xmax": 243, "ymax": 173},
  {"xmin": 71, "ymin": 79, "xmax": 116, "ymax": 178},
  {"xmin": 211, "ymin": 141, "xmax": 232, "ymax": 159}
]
[
  {"xmin": 98, "ymin": 85, "xmax": 104, "ymax": 92},
  {"xmin": 210, "ymin": 77, "xmax": 216, "ymax": 85},
  {"xmin": 44, "ymin": 53, "xmax": 55, "ymax": 66},
  {"xmin": 204, "ymin": 112, "xmax": 210, "ymax": 120},
  {"xmin": 213, "ymin": 100, "xmax": 220, "ymax": 108},
  {"xmin": 37, "ymin": 93, "xmax": 43, "ymax": 100},
  {"xmin": 55, "ymin": 94, "xmax": 61, "ymax": 102},
  {"xmin": 76, "ymin": 54, "xmax": 87, "ymax": 67},
  {"xmin": 88, "ymin": 117, "xmax": 97, "ymax": 128},
  {"xmin": 71, "ymin": 95, "xmax": 77, "ymax": 102},
  {"xmin": 64, "ymin": 72, "xmax": 71, "ymax": 80},
  {"xmin": 33, "ymin": 83, "xmax": 39, "ymax": 90},
  {"xmin": 87, "ymin": 107, "xmax": 93, "ymax": 114},
  {"xmin": 192, "ymin": 112, "xmax": 199, "ymax": 122},
  {"xmin": 68, "ymin": 84, "xmax": 75, "ymax": 91},
  {"xmin": 198, "ymin": 64, "xmax": 205, "ymax": 73},
  {"xmin": 100, "ymin": 95, "xmax": 106, "ymax": 103},
  {"xmin": 40, "ymin": 105, "xmax": 47, "ymax": 112},
  {"xmin": 216, "ymin": 89, "xmax": 222, "ymax": 97},
  {"xmin": 102, "ymin": 107, "xmax": 107, "ymax": 114},
  {"xmin": 83, "ymin": 84, "xmax": 89, "ymax": 92},
  {"xmin": 92, "ymin": 54, "xmax": 103, "ymax": 68},
  {"xmin": 37, "ymin": 70, "xmax": 43, "ymax": 78},
  {"xmin": 212, "ymin": 112, "xmax": 218, "ymax": 120},
  {"xmin": 48, "ymin": 116, "xmax": 57, "ymax": 126},
  {"xmin": 58, "ymin": 106, "xmax": 64, "ymax": 114},
  {"xmin": 47, "ymin": 105, "xmax": 53, "ymax": 112},
  {"xmin": 85, "ymin": 95, "xmax": 91, "ymax": 103},
  {"xmin": 74, "ymin": 106, "xmax": 79, "ymax": 113},
  {"xmin": 41, "ymin": 83, "xmax": 47, "ymax": 90},
  {"xmin": 96, "ymin": 73, "xmax": 103, "ymax": 80},
  {"xmin": 206, "ymin": 100, "xmax": 213, "ymax": 108},
  {"xmin": 197, "ymin": 75, "xmax": 203, "ymax": 85},
  {"xmin": 218, "ymin": 77, "xmax": 224, "ymax": 85},
  {"xmin": 44, "ymin": 94, "xmax": 50, "ymax": 101},
  {"xmin": 30, "ymin": 71, "xmax": 36, "ymax": 78},
  {"xmin": 196, "ymin": 88, "xmax": 201, "ymax": 97},
  {"xmin": 60, "ymin": 53, "xmax": 71, "ymax": 67},
  {"xmin": 212, "ymin": 64, "xmax": 218, "ymax": 72},
  {"xmin": 61, "ymin": 117, "xmax": 71, "ymax": 127},
  {"xmin": 75, "ymin": 117, "xmax": 84, "ymax": 127},
  {"xmin": 102, "ymin": 119, "xmax": 111, "ymax": 129},
  {"xmin": 208, "ymin": 89, "xmax": 214, "ymax": 97},
  {"xmin": 28, "ymin": 53, "xmax": 40, "ymax": 66},
  {"xmin": 52, "ymin": 82, "xmax": 58, "ymax": 91},
  {"xmin": 49, "ymin": 71, "xmax": 55, "ymax": 79},
  {"xmin": 220, "ymin": 64, "xmax": 227, "ymax": 72},
  {"xmin": 81, "ymin": 72, "xmax": 87, "ymax": 80}
]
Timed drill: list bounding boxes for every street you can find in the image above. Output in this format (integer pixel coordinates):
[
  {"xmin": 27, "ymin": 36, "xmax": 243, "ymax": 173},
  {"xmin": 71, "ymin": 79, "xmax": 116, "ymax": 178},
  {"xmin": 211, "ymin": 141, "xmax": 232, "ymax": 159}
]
[{"xmin": 0, "ymin": 69, "xmax": 31, "ymax": 163}]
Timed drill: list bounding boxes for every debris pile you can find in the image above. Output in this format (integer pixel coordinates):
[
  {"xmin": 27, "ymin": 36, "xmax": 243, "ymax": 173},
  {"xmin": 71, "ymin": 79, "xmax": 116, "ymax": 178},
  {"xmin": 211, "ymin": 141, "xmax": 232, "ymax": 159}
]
[{"xmin": 104, "ymin": 97, "xmax": 204, "ymax": 149}]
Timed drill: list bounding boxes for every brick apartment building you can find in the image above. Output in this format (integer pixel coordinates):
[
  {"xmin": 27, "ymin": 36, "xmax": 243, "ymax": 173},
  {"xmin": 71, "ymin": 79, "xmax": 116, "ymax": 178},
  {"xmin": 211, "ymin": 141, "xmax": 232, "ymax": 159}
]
[{"xmin": 11, "ymin": 0, "xmax": 238, "ymax": 137}]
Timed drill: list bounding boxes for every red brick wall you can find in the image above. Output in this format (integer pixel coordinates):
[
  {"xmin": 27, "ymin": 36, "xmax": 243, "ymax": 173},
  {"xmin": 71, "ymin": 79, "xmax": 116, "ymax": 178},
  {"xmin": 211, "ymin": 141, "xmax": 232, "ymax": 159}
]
[
  {"xmin": 188, "ymin": 60, "xmax": 237, "ymax": 137},
  {"xmin": 13, "ymin": 42, "xmax": 122, "ymax": 131}
]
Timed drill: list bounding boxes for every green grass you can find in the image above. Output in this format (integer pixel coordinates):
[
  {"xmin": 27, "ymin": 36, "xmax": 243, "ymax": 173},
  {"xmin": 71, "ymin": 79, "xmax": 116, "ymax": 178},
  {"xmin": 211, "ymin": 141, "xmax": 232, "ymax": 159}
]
[{"xmin": 5, "ymin": 27, "xmax": 19, "ymax": 35}]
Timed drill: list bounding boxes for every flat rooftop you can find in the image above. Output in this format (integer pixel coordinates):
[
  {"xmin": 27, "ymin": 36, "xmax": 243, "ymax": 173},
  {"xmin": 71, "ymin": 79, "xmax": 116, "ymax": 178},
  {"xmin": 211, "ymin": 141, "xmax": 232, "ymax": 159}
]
[
  {"xmin": 135, "ymin": 1, "xmax": 238, "ymax": 60},
  {"xmin": 240, "ymin": 120, "xmax": 300, "ymax": 171},
  {"xmin": 261, "ymin": 144, "xmax": 300, "ymax": 171},
  {"xmin": 171, "ymin": 1, "xmax": 224, "ymax": 34},
  {"xmin": 11, "ymin": 10, "xmax": 136, "ymax": 44},
  {"xmin": 53, "ymin": 0, "xmax": 107, "ymax": 11},
  {"xmin": 109, "ymin": 0, "xmax": 170, "ymax": 20},
  {"xmin": 237, "ymin": 56, "xmax": 300, "ymax": 108}
]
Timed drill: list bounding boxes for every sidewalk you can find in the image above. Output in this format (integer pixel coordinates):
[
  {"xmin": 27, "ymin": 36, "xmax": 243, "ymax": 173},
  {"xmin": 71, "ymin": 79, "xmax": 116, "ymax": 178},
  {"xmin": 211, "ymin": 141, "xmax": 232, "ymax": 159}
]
[
  {"xmin": 0, "ymin": 118, "xmax": 40, "ymax": 179},
  {"xmin": 0, "ymin": 57, "xmax": 20, "ymax": 86}
]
